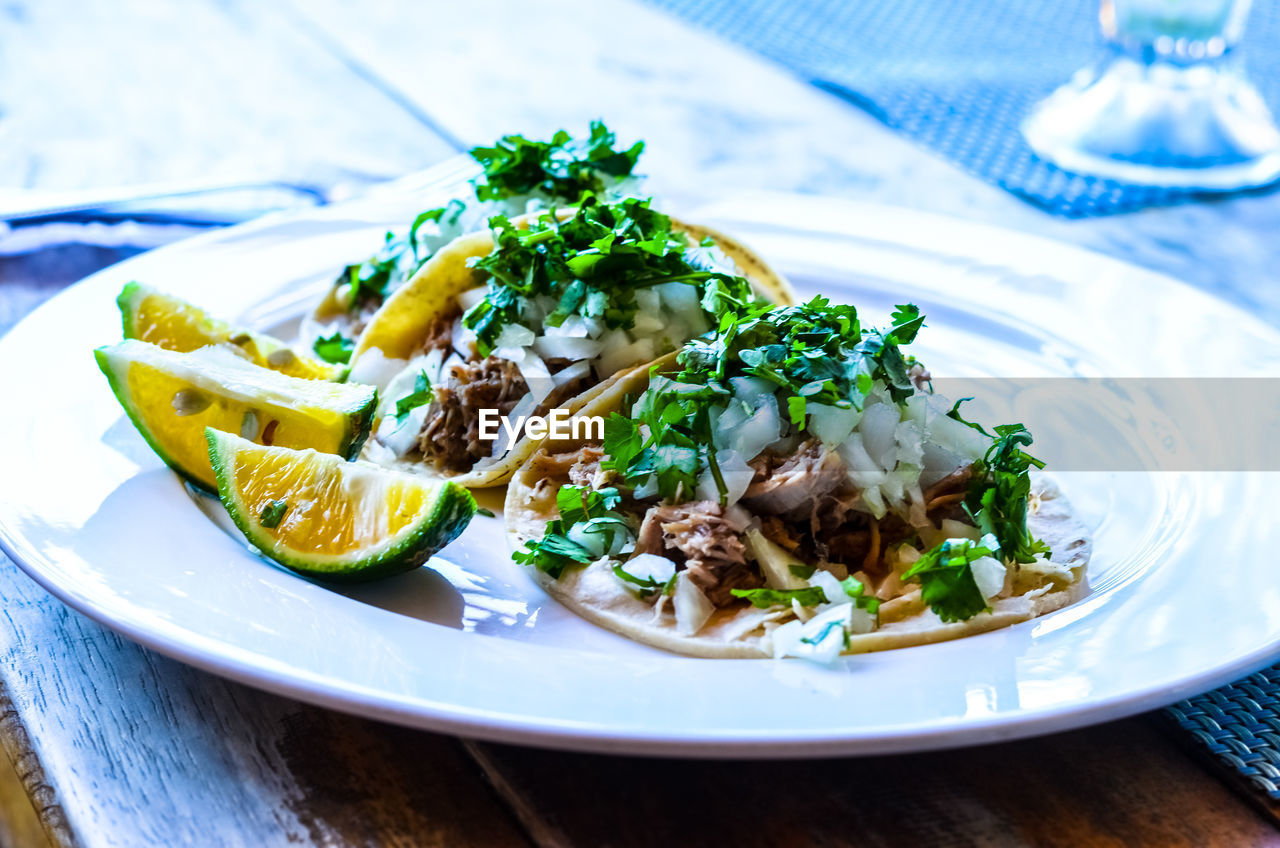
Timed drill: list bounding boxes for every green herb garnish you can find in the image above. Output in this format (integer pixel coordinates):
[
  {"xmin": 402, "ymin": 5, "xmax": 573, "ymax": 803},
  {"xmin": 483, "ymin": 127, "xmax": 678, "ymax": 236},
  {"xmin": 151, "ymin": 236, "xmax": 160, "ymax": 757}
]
[
  {"xmin": 839, "ymin": 575, "xmax": 881, "ymax": 614},
  {"xmin": 600, "ymin": 297, "xmax": 925, "ymax": 504},
  {"xmin": 612, "ymin": 563, "xmax": 676, "ymax": 598},
  {"xmin": 947, "ymin": 402, "xmax": 1052, "ymax": 564},
  {"xmin": 731, "ymin": 576, "xmax": 880, "ymax": 613},
  {"xmin": 470, "ymin": 120, "xmax": 643, "ymax": 202},
  {"xmin": 801, "ymin": 619, "xmax": 850, "ymax": 647},
  {"xmin": 312, "ymin": 331, "xmax": 354, "ymax": 365},
  {"xmin": 731, "ymin": 586, "xmax": 827, "ymax": 609},
  {"xmin": 462, "ymin": 195, "xmax": 755, "ymax": 357},
  {"xmin": 333, "ymin": 123, "xmax": 644, "ymax": 315},
  {"xmin": 901, "ymin": 537, "xmax": 998, "ymax": 623},
  {"xmin": 394, "ymin": 371, "xmax": 435, "ymax": 423},
  {"xmin": 513, "ymin": 485, "xmax": 631, "ymax": 578},
  {"xmin": 260, "ymin": 499, "xmax": 288, "ymax": 529}
]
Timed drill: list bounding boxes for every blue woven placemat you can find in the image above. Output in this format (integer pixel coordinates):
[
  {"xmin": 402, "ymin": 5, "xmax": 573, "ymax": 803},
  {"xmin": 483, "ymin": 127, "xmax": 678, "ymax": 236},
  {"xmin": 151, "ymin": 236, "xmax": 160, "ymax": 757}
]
[
  {"xmin": 647, "ymin": 0, "xmax": 1280, "ymax": 217},
  {"xmin": 1167, "ymin": 667, "xmax": 1280, "ymax": 805}
]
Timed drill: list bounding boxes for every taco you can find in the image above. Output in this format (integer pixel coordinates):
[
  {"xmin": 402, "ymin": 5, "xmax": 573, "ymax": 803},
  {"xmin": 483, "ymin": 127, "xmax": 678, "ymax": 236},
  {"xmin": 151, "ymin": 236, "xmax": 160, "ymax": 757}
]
[
  {"xmin": 304, "ymin": 122, "xmax": 648, "ymax": 356},
  {"xmin": 506, "ymin": 298, "xmax": 1091, "ymax": 660},
  {"xmin": 346, "ymin": 194, "xmax": 795, "ymax": 488}
]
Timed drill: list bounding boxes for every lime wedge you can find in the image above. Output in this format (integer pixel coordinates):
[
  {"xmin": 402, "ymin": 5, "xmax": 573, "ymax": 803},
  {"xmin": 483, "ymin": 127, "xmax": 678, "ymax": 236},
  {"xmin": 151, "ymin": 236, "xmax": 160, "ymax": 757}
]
[
  {"xmin": 206, "ymin": 428, "xmax": 476, "ymax": 580},
  {"xmin": 118, "ymin": 282, "xmax": 343, "ymax": 380},
  {"xmin": 95, "ymin": 340, "xmax": 375, "ymax": 492}
]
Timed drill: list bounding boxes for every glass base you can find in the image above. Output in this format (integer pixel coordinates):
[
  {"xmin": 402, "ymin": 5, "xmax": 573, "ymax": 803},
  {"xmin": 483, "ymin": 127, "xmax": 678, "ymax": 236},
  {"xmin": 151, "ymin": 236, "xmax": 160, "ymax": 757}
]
[{"xmin": 1022, "ymin": 52, "xmax": 1280, "ymax": 190}]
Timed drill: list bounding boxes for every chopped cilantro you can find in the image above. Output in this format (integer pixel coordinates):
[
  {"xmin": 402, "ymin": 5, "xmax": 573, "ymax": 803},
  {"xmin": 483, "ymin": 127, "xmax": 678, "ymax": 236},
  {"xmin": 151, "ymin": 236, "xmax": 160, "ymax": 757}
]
[
  {"xmin": 839, "ymin": 575, "xmax": 881, "ymax": 615},
  {"xmin": 513, "ymin": 485, "xmax": 631, "ymax": 578},
  {"xmin": 476, "ymin": 507, "xmax": 496, "ymax": 518},
  {"xmin": 801, "ymin": 619, "xmax": 850, "ymax": 647},
  {"xmin": 470, "ymin": 120, "xmax": 643, "ymax": 202},
  {"xmin": 462, "ymin": 196, "xmax": 756, "ymax": 357},
  {"xmin": 901, "ymin": 537, "xmax": 997, "ymax": 623},
  {"xmin": 731, "ymin": 586, "xmax": 827, "ymax": 609},
  {"xmin": 948, "ymin": 402, "xmax": 1052, "ymax": 564},
  {"xmin": 407, "ymin": 201, "xmax": 464, "ymax": 263},
  {"xmin": 312, "ymin": 331, "xmax": 354, "ymax": 365},
  {"xmin": 612, "ymin": 563, "xmax": 676, "ymax": 598},
  {"xmin": 338, "ymin": 230, "xmax": 407, "ymax": 307},
  {"xmin": 394, "ymin": 371, "xmax": 434, "ymax": 422},
  {"xmin": 259, "ymin": 499, "xmax": 288, "ymax": 529},
  {"xmin": 601, "ymin": 297, "xmax": 926, "ymax": 503},
  {"xmin": 333, "ymin": 123, "xmax": 645, "ymax": 315},
  {"xmin": 888, "ymin": 303, "xmax": 925, "ymax": 343},
  {"xmin": 731, "ymin": 578, "xmax": 880, "ymax": 613}
]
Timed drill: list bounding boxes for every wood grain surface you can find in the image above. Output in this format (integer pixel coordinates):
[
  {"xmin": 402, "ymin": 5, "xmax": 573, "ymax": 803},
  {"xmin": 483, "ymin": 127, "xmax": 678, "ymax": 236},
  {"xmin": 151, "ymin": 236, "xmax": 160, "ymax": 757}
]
[
  {"xmin": 2, "ymin": 0, "xmax": 1280, "ymax": 845},
  {"xmin": 465, "ymin": 720, "xmax": 1280, "ymax": 848}
]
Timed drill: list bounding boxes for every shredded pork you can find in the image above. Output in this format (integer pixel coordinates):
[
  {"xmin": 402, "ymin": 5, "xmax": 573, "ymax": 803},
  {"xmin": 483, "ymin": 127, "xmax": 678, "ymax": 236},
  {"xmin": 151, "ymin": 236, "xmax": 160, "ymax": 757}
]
[
  {"xmin": 743, "ymin": 439, "xmax": 847, "ymax": 516},
  {"xmin": 420, "ymin": 307, "xmax": 459, "ymax": 356},
  {"xmin": 417, "ymin": 356, "xmax": 528, "ymax": 472},
  {"xmin": 635, "ymin": 501, "xmax": 758, "ymax": 606}
]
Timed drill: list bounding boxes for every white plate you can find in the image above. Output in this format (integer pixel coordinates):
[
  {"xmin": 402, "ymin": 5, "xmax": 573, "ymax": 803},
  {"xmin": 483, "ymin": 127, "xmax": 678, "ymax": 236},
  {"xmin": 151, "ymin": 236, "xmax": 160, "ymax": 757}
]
[{"xmin": 3, "ymin": 171, "xmax": 1279, "ymax": 758}]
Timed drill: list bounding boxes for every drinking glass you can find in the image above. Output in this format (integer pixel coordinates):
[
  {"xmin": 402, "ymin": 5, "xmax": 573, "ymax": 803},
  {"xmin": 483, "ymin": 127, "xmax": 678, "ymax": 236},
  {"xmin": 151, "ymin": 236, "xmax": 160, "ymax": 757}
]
[{"xmin": 1022, "ymin": 0, "xmax": 1280, "ymax": 189}]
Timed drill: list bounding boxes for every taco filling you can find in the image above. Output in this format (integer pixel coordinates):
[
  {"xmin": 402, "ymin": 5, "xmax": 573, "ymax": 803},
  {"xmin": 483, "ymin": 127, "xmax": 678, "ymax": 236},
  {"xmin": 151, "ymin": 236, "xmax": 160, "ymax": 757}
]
[
  {"xmin": 509, "ymin": 298, "xmax": 1090, "ymax": 661},
  {"xmin": 360, "ymin": 195, "xmax": 774, "ymax": 478},
  {"xmin": 307, "ymin": 121, "xmax": 646, "ymax": 356}
]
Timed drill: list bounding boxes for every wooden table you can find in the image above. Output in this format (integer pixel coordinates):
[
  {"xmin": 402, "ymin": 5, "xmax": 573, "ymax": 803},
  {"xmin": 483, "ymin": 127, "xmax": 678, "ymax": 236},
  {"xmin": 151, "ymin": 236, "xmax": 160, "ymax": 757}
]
[{"xmin": 3, "ymin": 1, "xmax": 1280, "ymax": 845}]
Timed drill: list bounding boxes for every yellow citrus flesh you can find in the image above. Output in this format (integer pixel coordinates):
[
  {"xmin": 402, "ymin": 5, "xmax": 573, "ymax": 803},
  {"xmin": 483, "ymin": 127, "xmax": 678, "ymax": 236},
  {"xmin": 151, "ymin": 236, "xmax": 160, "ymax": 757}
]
[
  {"xmin": 130, "ymin": 288, "xmax": 231, "ymax": 350},
  {"xmin": 123, "ymin": 284, "xmax": 340, "ymax": 380},
  {"xmin": 125, "ymin": 362, "xmax": 355, "ymax": 490},
  {"xmin": 229, "ymin": 447, "xmax": 430, "ymax": 557},
  {"xmin": 96, "ymin": 340, "xmax": 374, "ymax": 492}
]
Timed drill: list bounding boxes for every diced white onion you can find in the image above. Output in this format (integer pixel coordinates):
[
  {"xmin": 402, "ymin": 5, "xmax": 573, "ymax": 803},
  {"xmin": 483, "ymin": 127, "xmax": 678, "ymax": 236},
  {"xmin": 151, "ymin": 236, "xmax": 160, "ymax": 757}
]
[
  {"xmin": 597, "ymin": 336, "xmax": 655, "ymax": 377},
  {"xmin": 532, "ymin": 335, "xmax": 603, "ymax": 362},
  {"xmin": 615, "ymin": 553, "xmax": 677, "ymax": 595},
  {"xmin": 544, "ymin": 316, "xmax": 592, "ymax": 338},
  {"xmin": 495, "ymin": 323, "xmax": 536, "ymax": 350},
  {"xmin": 567, "ymin": 522, "xmax": 631, "ymax": 558},
  {"xmin": 837, "ymin": 434, "xmax": 888, "ymax": 519},
  {"xmin": 919, "ymin": 442, "xmax": 966, "ymax": 490},
  {"xmin": 807, "ymin": 402, "xmax": 861, "ymax": 447},
  {"xmin": 495, "ymin": 347, "xmax": 552, "ymax": 404},
  {"xmin": 901, "ymin": 394, "xmax": 929, "ymax": 426},
  {"xmin": 456, "ymin": 286, "xmax": 487, "ymax": 312},
  {"xmin": 552, "ymin": 359, "xmax": 591, "ymax": 387},
  {"xmin": 347, "ymin": 348, "xmax": 408, "ymax": 392},
  {"xmin": 694, "ymin": 449, "xmax": 753, "ymax": 505},
  {"xmin": 895, "ymin": 420, "xmax": 925, "ymax": 467},
  {"xmin": 656, "ymin": 282, "xmax": 710, "ymax": 336},
  {"xmin": 970, "ymin": 555, "xmax": 1007, "ymax": 600},
  {"xmin": 808, "ymin": 570, "xmax": 847, "ymax": 606},
  {"xmin": 711, "ymin": 400, "xmax": 749, "ymax": 451},
  {"xmin": 859, "ymin": 402, "xmax": 901, "ymax": 471},
  {"xmin": 633, "ymin": 288, "xmax": 662, "ymax": 322},
  {"xmin": 729, "ymin": 376, "xmax": 777, "ymax": 407},
  {"xmin": 376, "ymin": 403, "xmax": 429, "ymax": 457},
  {"xmin": 927, "ymin": 403, "xmax": 989, "ymax": 462},
  {"xmin": 729, "ymin": 395, "xmax": 782, "ymax": 461},
  {"xmin": 744, "ymin": 529, "xmax": 808, "ymax": 590},
  {"xmin": 380, "ymin": 350, "xmax": 445, "ymax": 414},
  {"xmin": 631, "ymin": 476, "xmax": 659, "ymax": 499},
  {"xmin": 451, "ymin": 317, "xmax": 475, "ymax": 359},
  {"xmin": 673, "ymin": 573, "xmax": 714, "ymax": 636},
  {"xmin": 771, "ymin": 604, "xmax": 852, "ymax": 663},
  {"xmin": 631, "ymin": 310, "xmax": 666, "ymax": 334}
]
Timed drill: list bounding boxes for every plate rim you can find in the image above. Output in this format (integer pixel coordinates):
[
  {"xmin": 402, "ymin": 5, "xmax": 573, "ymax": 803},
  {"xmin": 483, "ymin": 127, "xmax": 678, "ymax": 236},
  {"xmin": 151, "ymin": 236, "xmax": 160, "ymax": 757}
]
[{"xmin": 3, "ymin": 187, "xmax": 1279, "ymax": 758}]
